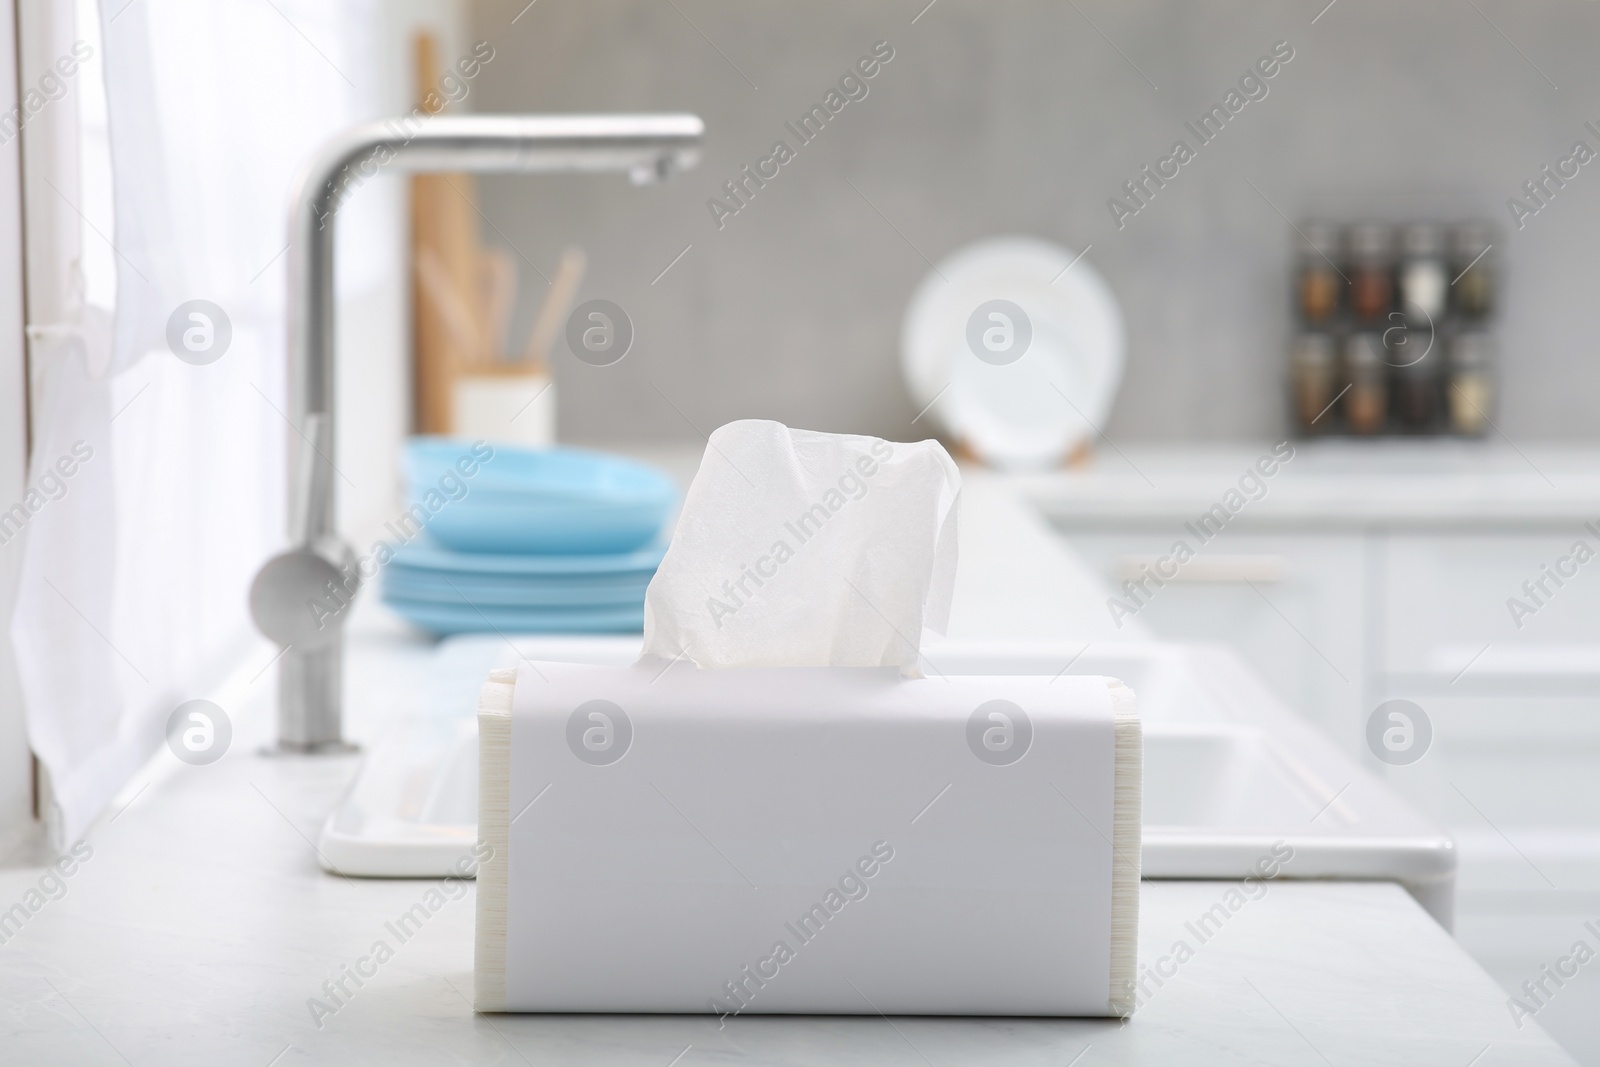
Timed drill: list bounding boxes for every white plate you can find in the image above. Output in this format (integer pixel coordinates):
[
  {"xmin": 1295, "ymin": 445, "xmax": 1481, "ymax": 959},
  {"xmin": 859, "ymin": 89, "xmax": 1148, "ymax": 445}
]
[{"xmin": 901, "ymin": 236, "xmax": 1125, "ymax": 469}]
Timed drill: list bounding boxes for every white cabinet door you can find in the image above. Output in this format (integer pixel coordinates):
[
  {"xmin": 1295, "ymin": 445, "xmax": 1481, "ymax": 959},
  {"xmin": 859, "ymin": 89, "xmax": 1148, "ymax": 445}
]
[
  {"xmin": 1380, "ymin": 531, "xmax": 1600, "ymax": 677},
  {"xmin": 1060, "ymin": 530, "xmax": 1369, "ymax": 752},
  {"xmin": 1376, "ymin": 533, "xmax": 1600, "ymax": 893}
]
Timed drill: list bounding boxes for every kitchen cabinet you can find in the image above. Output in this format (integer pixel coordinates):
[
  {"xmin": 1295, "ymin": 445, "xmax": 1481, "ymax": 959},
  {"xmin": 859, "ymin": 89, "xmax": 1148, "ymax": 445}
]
[
  {"xmin": 1060, "ymin": 527, "xmax": 1600, "ymax": 780},
  {"xmin": 1061, "ymin": 531, "xmax": 1369, "ymax": 751},
  {"xmin": 1056, "ymin": 525, "xmax": 1600, "ymax": 836},
  {"xmin": 1026, "ymin": 443, "xmax": 1600, "ymax": 1057},
  {"xmin": 1377, "ymin": 533, "xmax": 1600, "ymax": 883},
  {"xmin": 1381, "ymin": 533, "xmax": 1600, "ymax": 674},
  {"xmin": 1025, "ymin": 445, "xmax": 1600, "ymax": 768}
]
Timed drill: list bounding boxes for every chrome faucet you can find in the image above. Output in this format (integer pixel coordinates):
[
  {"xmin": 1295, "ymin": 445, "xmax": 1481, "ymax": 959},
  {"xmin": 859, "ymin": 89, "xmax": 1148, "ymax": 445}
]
[{"xmin": 248, "ymin": 114, "xmax": 704, "ymax": 752}]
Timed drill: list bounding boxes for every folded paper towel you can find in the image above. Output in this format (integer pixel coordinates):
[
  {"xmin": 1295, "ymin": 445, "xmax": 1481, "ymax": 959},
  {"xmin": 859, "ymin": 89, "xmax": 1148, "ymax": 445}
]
[
  {"xmin": 476, "ymin": 661, "xmax": 1140, "ymax": 1016},
  {"xmin": 641, "ymin": 420, "xmax": 960, "ymax": 671}
]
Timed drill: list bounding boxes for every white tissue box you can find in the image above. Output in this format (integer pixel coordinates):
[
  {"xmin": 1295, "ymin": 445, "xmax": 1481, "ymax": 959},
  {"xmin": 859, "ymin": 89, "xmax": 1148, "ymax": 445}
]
[{"xmin": 475, "ymin": 661, "xmax": 1141, "ymax": 1016}]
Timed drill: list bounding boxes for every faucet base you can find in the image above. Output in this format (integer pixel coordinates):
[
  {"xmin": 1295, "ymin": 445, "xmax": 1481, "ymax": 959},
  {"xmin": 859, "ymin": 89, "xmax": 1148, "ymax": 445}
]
[
  {"xmin": 276, "ymin": 641, "xmax": 351, "ymax": 750},
  {"xmin": 257, "ymin": 740, "xmax": 362, "ymax": 758}
]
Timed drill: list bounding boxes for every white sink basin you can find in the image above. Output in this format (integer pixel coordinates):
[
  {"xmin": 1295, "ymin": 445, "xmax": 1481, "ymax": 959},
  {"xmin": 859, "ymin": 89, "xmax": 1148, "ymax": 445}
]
[
  {"xmin": 1144, "ymin": 723, "xmax": 1324, "ymax": 829},
  {"xmin": 320, "ymin": 636, "xmax": 1456, "ymax": 925}
]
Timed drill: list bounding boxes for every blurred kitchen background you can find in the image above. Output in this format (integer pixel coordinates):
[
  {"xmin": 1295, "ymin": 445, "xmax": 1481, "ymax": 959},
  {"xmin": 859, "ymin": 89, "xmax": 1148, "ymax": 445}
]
[
  {"xmin": 466, "ymin": 0, "xmax": 1598, "ymax": 445},
  {"xmin": 8, "ymin": 0, "xmax": 1600, "ymax": 1059}
]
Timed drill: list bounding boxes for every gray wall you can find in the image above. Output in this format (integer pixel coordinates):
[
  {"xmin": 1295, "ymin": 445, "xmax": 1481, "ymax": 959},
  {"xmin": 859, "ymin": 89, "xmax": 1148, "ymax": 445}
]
[{"xmin": 469, "ymin": 0, "xmax": 1600, "ymax": 444}]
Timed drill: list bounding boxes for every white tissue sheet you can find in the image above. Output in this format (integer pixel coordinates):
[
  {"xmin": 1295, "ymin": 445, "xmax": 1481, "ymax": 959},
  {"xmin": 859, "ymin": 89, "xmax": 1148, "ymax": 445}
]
[
  {"xmin": 495, "ymin": 660, "xmax": 1121, "ymax": 1015},
  {"xmin": 641, "ymin": 420, "xmax": 961, "ymax": 671}
]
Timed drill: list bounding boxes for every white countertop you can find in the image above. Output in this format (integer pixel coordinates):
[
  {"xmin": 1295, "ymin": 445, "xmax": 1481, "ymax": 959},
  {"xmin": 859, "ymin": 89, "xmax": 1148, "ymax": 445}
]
[
  {"xmin": 0, "ymin": 448, "xmax": 1580, "ymax": 1064},
  {"xmin": 3, "ymin": 760, "xmax": 1574, "ymax": 1066},
  {"xmin": 1018, "ymin": 439, "xmax": 1600, "ymax": 528},
  {"xmin": 945, "ymin": 471, "xmax": 1152, "ymax": 642}
]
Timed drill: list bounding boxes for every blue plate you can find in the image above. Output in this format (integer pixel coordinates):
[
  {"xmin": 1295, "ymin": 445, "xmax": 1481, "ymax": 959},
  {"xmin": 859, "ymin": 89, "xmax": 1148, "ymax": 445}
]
[
  {"xmin": 388, "ymin": 539, "xmax": 665, "ymax": 576},
  {"xmin": 382, "ymin": 569, "xmax": 651, "ymax": 607},
  {"xmin": 406, "ymin": 438, "xmax": 676, "ymax": 555},
  {"xmin": 383, "ymin": 597, "xmax": 644, "ymax": 636}
]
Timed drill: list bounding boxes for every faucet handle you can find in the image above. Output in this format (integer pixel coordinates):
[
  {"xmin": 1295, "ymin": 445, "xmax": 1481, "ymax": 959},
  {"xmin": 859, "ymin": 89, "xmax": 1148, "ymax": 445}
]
[
  {"xmin": 249, "ymin": 536, "xmax": 358, "ymax": 650},
  {"xmin": 252, "ymin": 408, "xmax": 357, "ymax": 648}
]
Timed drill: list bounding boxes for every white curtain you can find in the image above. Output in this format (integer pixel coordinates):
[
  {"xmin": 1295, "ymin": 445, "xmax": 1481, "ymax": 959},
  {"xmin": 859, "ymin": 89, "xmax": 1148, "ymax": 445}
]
[{"xmin": 11, "ymin": 0, "xmax": 391, "ymax": 846}]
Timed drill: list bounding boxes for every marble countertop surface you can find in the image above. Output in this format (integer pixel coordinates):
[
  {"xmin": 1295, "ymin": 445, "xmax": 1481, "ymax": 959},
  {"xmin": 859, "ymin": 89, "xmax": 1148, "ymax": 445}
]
[{"xmin": 0, "ymin": 448, "xmax": 1581, "ymax": 1064}]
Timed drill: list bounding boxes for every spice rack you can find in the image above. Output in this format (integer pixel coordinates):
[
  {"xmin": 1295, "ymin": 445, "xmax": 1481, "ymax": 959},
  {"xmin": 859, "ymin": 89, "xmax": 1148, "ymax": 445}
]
[{"xmin": 1289, "ymin": 220, "xmax": 1497, "ymax": 436}]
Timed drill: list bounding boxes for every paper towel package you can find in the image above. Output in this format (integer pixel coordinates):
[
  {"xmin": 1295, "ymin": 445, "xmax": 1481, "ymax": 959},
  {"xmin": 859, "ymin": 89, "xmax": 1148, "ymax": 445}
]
[
  {"xmin": 473, "ymin": 421, "xmax": 1141, "ymax": 1016},
  {"xmin": 475, "ymin": 662, "xmax": 1141, "ymax": 1015}
]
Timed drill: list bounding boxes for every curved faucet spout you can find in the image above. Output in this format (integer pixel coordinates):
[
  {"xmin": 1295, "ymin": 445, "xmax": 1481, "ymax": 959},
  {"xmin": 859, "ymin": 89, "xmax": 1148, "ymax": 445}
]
[{"xmin": 254, "ymin": 113, "xmax": 704, "ymax": 753}]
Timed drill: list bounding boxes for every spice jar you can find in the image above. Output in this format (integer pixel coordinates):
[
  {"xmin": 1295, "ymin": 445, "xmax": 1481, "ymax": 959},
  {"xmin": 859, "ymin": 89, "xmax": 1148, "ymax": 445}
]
[
  {"xmin": 1343, "ymin": 333, "xmax": 1388, "ymax": 434},
  {"xmin": 1398, "ymin": 224, "xmax": 1447, "ymax": 322},
  {"xmin": 1290, "ymin": 333, "xmax": 1338, "ymax": 431},
  {"xmin": 1452, "ymin": 222, "xmax": 1495, "ymax": 320},
  {"xmin": 1388, "ymin": 328, "xmax": 1440, "ymax": 431},
  {"xmin": 1447, "ymin": 332, "xmax": 1495, "ymax": 435},
  {"xmin": 1347, "ymin": 222, "xmax": 1394, "ymax": 325},
  {"xmin": 1296, "ymin": 221, "xmax": 1343, "ymax": 325}
]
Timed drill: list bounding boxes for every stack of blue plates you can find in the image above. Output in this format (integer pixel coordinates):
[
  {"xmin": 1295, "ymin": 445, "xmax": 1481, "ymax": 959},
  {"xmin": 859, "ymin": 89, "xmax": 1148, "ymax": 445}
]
[{"xmin": 381, "ymin": 439, "xmax": 675, "ymax": 636}]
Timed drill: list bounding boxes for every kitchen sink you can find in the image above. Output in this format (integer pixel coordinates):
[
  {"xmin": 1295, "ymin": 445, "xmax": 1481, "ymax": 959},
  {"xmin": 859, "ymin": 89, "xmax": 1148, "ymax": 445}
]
[
  {"xmin": 1144, "ymin": 724, "xmax": 1324, "ymax": 829},
  {"xmin": 319, "ymin": 636, "xmax": 1456, "ymax": 925}
]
